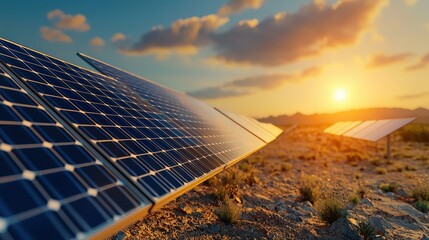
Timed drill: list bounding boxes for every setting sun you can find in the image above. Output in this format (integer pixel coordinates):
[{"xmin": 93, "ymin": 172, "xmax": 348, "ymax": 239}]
[{"xmin": 333, "ymin": 88, "xmax": 347, "ymax": 102}]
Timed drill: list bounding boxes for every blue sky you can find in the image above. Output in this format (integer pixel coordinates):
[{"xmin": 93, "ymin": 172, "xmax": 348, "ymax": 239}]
[{"xmin": 1, "ymin": 0, "xmax": 429, "ymax": 117}]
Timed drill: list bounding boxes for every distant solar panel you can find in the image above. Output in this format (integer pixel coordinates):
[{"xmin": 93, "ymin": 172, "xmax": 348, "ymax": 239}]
[
  {"xmin": 0, "ymin": 63, "xmax": 150, "ymax": 239},
  {"xmin": 0, "ymin": 37, "xmax": 275, "ymax": 239},
  {"xmin": 325, "ymin": 118, "xmax": 415, "ymax": 142}
]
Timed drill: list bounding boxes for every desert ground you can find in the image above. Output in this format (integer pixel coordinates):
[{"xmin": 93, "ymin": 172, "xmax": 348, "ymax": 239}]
[{"xmin": 111, "ymin": 125, "xmax": 429, "ymax": 240}]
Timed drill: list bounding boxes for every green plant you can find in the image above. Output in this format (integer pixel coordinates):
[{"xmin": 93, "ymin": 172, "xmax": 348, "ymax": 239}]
[
  {"xmin": 357, "ymin": 220, "xmax": 376, "ymax": 240},
  {"xmin": 412, "ymin": 184, "xmax": 429, "ymax": 201},
  {"xmin": 379, "ymin": 182, "xmax": 399, "ymax": 193},
  {"xmin": 316, "ymin": 195, "xmax": 348, "ymax": 224},
  {"xmin": 217, "ymin": 200, "xmax": 241, "ymax": 224},
  {"xmin": 415, "ymin": 201, "xmax": 429, "ymax": 213}
]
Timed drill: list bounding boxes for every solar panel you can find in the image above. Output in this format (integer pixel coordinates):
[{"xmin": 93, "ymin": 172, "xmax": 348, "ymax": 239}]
[
  {"xmin": 325, "ymin": 118, "xmax": 415, "ymax": 142},
  {"xmin": 0, "ymin": 62, "xmax": 150, "ymax": 239},
  {"xmin": 215, "ymin": 108, "xmax": 278, "ymax": 143},
  {"xmin": 0, "ymin": 38, "xmax": 268, "ymax": 212}
]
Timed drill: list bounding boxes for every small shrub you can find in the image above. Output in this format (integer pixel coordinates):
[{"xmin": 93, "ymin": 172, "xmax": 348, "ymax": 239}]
[
  {"xmin": 375, "ymin": 167, "xmax": 387, "ymax": 174},
  {"xmin": 212, "ymin": 185, "xmax": 232, "ymax": 202},
  {"xmin": 357, "ymin": 220, "xmax": 376, "ymax": 240},
  {"xmin": 316, "ymin": 195, "xmax": 348, "ymax": 224},
  {"xmin": 349, "ymin": 193, "xmax": 360, "ymax": 204},
  {"xmin": 412, "ymin": 184, "xmax": 429, "ymax": 201},
  {"xmin": 280, "ymin": 162, "xmax": 292, "ymax": 172},
  {"xmin": 405, "ymin": 164, "xmax": 417, "ymax": 171},
  {"xmin": 415, "ymin": 201, "xmax": 429, "ymax": 213},
  {"xmin": 223, "ymin": 167, "xmax": 244, "ymax": 186},
  {"xmin": 357, "ymin": 183, "xmax": 368, "ymax": 199},
  {"xmin": 217, "ymin": 200, "xmax": 241, "ymax": 224},
  {"xmin": 238, "ymin": 162, "xmax": 250, "ymax": 172},
  {"xmin": 298, "ymin": 175, "xmax": 319, "ymax": 204},
  {"xmin": 370, "ymin": 159, "xmax": 382, "ymax": 166},
  {"xmin": 379, "ymin": 182, "xmax": 399, "ymax": 193},
  {"xmin": 398, "ymin": 124, "xmax": 429, "ymax": 142}
]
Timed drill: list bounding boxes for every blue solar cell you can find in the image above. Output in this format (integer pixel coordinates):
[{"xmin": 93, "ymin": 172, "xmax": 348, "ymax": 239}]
[
  {"xmin": 52, "ymin": 145, "xmax": 95, "ymax": 165},
  {"xmin": 75, "ymin": 165, "xmax": 116, "ymax": 188},
  {"xmin": 0, "ymin": 180, "xmax": 47, "ymax": 217},
  {"xmin": 0, "ymin": 104, "xmax": 21, "ymax": 121},
  {"xmin": 62, "ymin": 197, "xmax": 112, "ymax": 232},
  {"xmin": 0, "ymin": 87, "xmax": 37, "ymax": 105},
  {"xmin": 0, "ymin": 124, "xmax": 42, "ymax": 144},
  {"xmin": 33, "ymin": 125, "xmax": 75, "ymax": 143},
  {"xmin": 8, "ymin": 211, "xmax": 74, "ymax": 239},
  {"xmin": 0, "ymin": 151, "xmax": 21, "ymax": 177},
  {"xmin": 14, "ymin": 106, "xmax": 57, "ymax": 123},
  {"xmin": 37, "ymin": 171, "xmax": 87, "ymax": 199},
  {"xmin": 13, "ymin": 147, "xmax": 64, "ymax": 171}
]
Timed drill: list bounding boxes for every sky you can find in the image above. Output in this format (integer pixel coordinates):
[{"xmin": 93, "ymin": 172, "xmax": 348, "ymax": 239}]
[{"xmin": 1, "ymin": 0, "xmax": 429, "ymax": 118}]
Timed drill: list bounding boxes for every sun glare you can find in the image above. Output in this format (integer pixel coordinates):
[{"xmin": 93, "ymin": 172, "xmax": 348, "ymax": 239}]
[{"xmin": 333, "ymin": 88, "xmax": 347, "ymax": 102}]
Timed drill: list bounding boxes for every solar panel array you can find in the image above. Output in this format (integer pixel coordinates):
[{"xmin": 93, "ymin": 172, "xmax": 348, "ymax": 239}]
[
  {"xmin": 324, "ymin": 118, "xmax": 415, "ymax": 142},
  {"xmin": 0, "ymin": 38, "xmax": 281, "ymax": 239}
]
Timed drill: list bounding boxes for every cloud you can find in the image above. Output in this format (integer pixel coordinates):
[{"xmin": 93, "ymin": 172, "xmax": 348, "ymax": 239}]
[
  {"xmin": 90, "ymin": 37, "xmax": 105, "ymax": 47},
  {"xmin": 47, "ymin": 9, "xmax": 90, "ymax": 32},
  {"xmin": 111, "ymin": 33, "xmax": 126, "ymax": 42},
  {"xmin": 212, "ymin": 0, "xmax": 387, "ymax": 66},
  {"xmin": 403, "ymin": 0, "xmax": 418, "ymax": 6},
  {"xmin": 188, "ymin": 66, "xmax": 322, "ymax": 99},
  {"xmin": 119, "ymin": 14, "xmax": 228, "ymax": 56},
  {"xmin": 397, "ymin": 92, "xmax": 429, "ymax": 100},
  {"xmin": 366, "ymin": 52, "xmax": 412, "ymax": 68},
  {"xmin": 218, "ymin": 0, "xmax": 264, "ymax": 16},
  {"xmin": 406, "ymin": 53, "xmax": 429, "ymax": 70},
  {"xmin": 40, "ymin": 27, "xmax": 72, "ymax": 43}
]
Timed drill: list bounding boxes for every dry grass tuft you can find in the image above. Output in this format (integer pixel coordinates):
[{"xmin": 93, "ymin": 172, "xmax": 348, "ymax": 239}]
[
  {"xmin": 379, "ymin": 182, "xmax": 399, "ymax": 193},
  {"xmin": 316, "ymin": 194, "xmax": 348, "ymax": 224},
  {"xmin": 412, "ymin": 183, "xmax": 429, "ymax": 201},
  {"xmin": 357, "ymin": 220, "xmax": 376, "ymax": 240},
  {"xmin": 217, "ymin": 200, "xmax": 241, "ymax": 224},
  {"xmin": 374, "ymin": 167, "xmax": 387, "ymax": 175},
  {"xmin": 298, "ymin": 175, "xmax": 319, "ymax": 204},
  {"xmin": 415, "ymin": 201, "xmax": 429, "ymax": 213}
]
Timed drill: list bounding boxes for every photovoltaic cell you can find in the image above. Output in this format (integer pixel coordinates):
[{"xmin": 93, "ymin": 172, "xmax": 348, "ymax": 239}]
[{"xmin": 0, "ymin": 64, "xmax": 150, "ymax": 239}]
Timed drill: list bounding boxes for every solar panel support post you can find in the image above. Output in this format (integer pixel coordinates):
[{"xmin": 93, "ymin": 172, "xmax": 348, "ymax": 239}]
[{"xmin": 386, "ymin": 134, "xmax": 391, "ymax": 163}]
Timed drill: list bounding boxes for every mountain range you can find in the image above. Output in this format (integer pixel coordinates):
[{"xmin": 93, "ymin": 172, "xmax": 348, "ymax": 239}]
[{"xmin": 260, "ymin": 107, "xmax": 429, "ymax": 126}]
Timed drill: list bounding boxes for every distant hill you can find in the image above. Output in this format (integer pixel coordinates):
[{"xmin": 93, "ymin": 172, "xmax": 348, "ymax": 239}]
[{"xmin": 260, "ymin": 107, "xmax": 429, "ymax": 126}]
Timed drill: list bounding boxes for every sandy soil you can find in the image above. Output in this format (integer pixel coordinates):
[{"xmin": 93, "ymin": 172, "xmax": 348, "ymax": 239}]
[{"xmin": 111, "ymin": 126, "xmax": 429, "ymax": 240}]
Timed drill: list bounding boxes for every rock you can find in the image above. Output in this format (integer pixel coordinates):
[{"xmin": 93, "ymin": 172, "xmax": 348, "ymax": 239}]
[
  {"xmin": 328, "ymin": 218, "xmax": 362, "ymax": 240},
  {"xmin": 286, "ymin": 212, "xmax": 302, "ymax": 222},
  {"xmin": 386, "ymin": 192, "xmax": 397, "ymax": 199},
  {"xmin": 396, "ymin": 188, "xmax": 408, "ymax": 197},
  {"xmin": 368, "ymin": 216, "xmax": 393, "ymax": 235},
  {"xmin": 113, "ymin": 231, "xmax": 126, "ymax": 240},
  {"xmin": 360, "ymin": 198, "xmax": 374, "ymax": 207},
  {"xmin": 299, "ymin": 229, "xmax": 319, "ymax": 240},
  {"xmin": 421, "ymin": 234, "xmax": 429, "ymax": 240}
]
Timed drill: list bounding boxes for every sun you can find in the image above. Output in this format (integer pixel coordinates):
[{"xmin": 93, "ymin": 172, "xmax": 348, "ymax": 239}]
[{"xmin": 333, "ymin": 88, "xmax": 347, "ymax": 102}]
